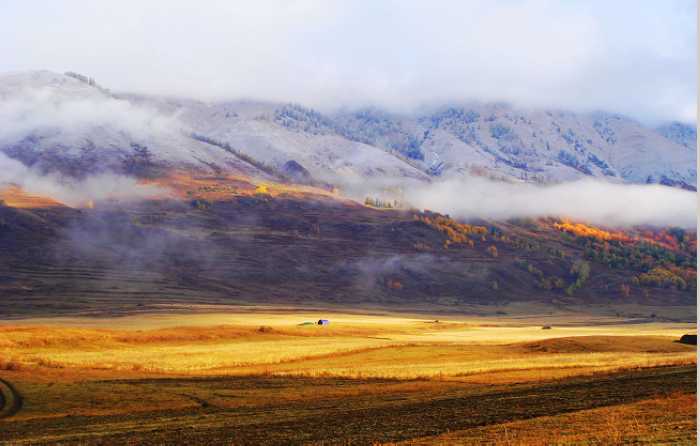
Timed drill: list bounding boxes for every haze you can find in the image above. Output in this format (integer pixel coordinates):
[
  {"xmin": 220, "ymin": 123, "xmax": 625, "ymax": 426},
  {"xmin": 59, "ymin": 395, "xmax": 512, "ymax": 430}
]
[
  {"xmin": 407, "ymin": 178, "xmax": 697, "ymax": 229},
  {"xmin": 1, "ymin": 0, "xmax": 696, "ymax": 123}
]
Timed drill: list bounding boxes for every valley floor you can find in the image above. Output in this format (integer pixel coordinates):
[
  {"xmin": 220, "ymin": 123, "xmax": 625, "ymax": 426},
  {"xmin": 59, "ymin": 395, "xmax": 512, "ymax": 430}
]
[{"xmin": 0, "ymin": 309, "xmax": 695, "ymax": 445}]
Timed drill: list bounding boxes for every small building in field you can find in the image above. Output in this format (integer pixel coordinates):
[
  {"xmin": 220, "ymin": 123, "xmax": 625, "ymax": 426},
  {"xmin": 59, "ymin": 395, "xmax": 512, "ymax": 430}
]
[{"xmin": 317, "ymin": 319, "xmax": 330, "ymax": 326}]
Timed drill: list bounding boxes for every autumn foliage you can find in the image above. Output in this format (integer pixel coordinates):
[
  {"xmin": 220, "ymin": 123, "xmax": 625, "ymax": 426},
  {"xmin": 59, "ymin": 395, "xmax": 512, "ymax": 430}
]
[
  {"xmin": 554, "ymin": 220, "xmax": 630, "ymax": 242},
  {"xmin": 386, "ymin": 278, "xmax": 403, "ymax": 290},
  {"xmin": 638, "ymin": 267, "xmax": 694, "ymax": 290},
  {"xmin": 416, "ymin": 213, "xmax": 487, "ymax": 248},
  {"xmin": 638, "ymin": 228, "xmax": 697, "ymax": 253},
  {"xmin": 487, "ymin": 245, "xmax": 498, "ymax": 258},
  {"xmin": 551, "ymin": 218, "xmax": 696, "ymax": 293}
]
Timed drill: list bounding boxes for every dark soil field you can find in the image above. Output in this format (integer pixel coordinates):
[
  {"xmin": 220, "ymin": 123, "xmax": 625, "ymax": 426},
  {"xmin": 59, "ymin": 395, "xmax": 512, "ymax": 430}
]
[{"xmin": 0, "ymin": 365, "xmax": 695, "ymax": 445}]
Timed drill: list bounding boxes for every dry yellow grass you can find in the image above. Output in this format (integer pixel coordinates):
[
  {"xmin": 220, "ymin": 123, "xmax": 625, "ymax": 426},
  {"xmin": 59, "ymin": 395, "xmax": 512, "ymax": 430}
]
[
  {"xmin": 0, "ymin": 311, "xmax": 694, "ymax": 381},
  {"xmin": 0, "ymin": 185, "xmax": 67, "ymax": 208},
  {"xmin": 231, "ymin": 346, "xmax": 694, "ymax": 380},
  {"xmin": 150, "ymin": 172, "xmax": 341, "ymax": 202}
]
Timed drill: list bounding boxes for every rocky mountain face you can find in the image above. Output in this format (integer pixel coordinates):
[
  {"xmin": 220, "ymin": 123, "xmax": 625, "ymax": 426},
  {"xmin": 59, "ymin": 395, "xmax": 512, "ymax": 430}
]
[
  {"xmin": 0, "ymin": 70, "xmax": 696, "ymax": 191},
  {"xmin": 656, "ymin": 122, "xmax": 697, "ymax": 150}
]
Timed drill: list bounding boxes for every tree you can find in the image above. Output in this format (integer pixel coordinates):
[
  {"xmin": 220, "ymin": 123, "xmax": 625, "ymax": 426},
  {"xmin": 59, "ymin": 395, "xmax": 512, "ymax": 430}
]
[
  {"xmin": 487, "ymin": 245, "xmax": 498, "ymax": 258},
  {"xmin": 565, "ymin": 260, "xmax": 591, "ymax": 295},
  {"xmin": 570, "ymin": 260, "xmax": 590, "ymax": 286},
  {"xmin": 123, "ymin": 143, "xmax": 155, "ymax": 177},
  {"xmin": 620, "ymin": 283, "xmax": 631, "ymax": 298}
]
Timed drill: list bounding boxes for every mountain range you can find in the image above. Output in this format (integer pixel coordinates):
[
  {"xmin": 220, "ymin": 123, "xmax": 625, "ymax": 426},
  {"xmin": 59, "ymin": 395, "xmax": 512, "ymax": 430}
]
[
  {"xmin": 0, "ymin": 70, "xmax": 695, "ymax": 318},
  {"xmin": 1, "ymin": 70, "xmax": 695, "ymax": 192}
]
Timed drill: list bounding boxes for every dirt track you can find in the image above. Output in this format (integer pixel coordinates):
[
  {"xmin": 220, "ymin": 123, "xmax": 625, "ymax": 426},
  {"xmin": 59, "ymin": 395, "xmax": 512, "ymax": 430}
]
[{"xmin": 0, "ymin": 378, "xmax": 22, "ymax": 419}]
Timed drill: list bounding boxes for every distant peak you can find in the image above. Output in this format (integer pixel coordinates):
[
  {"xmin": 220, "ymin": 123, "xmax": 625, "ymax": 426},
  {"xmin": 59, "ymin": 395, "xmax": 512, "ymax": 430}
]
[
  {"xmin": 64, "ymin": 71, "xmax": 110, "ymax": 93},
  {"xmin": 0, "ymin": 69, "xmax": 112, "ymax": 97}
]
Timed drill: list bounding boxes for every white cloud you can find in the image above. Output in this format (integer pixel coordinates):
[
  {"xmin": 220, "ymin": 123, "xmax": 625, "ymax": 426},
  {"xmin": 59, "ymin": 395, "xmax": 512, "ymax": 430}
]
[
  {"xmin": 407, "ymin": 177, "xmax": 697, "ymax": 228},
  {"xmin": 1, "ymin": 0, "xmax": 695, "ymax": 122},
  {"xmin": 0, "ymin": 81, "xmax": 179, "ymax": 144},
  {"xmin": 0, "ymin": 152, "xmax": 165, "ymax": 206}
]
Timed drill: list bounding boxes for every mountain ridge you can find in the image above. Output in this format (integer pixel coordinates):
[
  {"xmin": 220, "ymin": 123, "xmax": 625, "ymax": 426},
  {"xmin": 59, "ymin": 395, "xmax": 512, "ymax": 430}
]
[{"xmin": 0, "ymin": 70, "xmax": 695, "ymax": 193}]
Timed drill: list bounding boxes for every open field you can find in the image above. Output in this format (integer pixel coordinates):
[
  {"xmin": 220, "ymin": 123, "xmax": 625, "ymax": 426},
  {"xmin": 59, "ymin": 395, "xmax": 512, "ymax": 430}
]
[
  {"xmin": 0, "ymin": 310, "xmax": 695, "ymax": 376},
  {"xmin": 0, "ymin": 309, "xmax": 695, "ymax": 444}
]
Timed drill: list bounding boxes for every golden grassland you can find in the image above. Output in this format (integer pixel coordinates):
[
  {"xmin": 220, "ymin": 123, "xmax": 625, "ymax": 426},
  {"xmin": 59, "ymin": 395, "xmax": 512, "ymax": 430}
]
[
  {"xmin": 0, "ymin": 172, "xmax": 344, "ymax": 211},
  {"xmin": 0, "ymin": 310, "xmax": 695, "ymax": 379},
  {"xmin": 0, "ymin": 310, "xmax": 695, "ymax": 445},
  {"xmin": 150, "ymin": 171, "xmax": 343, "ymax": 202}
]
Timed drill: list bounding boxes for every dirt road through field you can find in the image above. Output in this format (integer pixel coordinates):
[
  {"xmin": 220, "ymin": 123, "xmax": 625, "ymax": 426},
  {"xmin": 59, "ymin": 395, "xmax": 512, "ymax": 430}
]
[{"xmin": 0, "ymin": 378, "xmax": 22, "ymax": 419}]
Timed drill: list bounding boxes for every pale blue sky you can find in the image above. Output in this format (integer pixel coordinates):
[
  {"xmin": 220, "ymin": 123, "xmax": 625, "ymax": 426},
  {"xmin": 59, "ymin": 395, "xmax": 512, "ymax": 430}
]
[{"xmin": 1, "ymin": 0, "xmax": 696, "ymax": 122}]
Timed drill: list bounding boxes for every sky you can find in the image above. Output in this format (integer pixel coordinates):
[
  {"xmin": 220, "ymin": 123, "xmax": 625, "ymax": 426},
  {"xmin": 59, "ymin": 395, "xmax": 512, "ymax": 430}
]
[{"xmin": 1, "ymin": 0, "xmax": 696, "ymax": 122}]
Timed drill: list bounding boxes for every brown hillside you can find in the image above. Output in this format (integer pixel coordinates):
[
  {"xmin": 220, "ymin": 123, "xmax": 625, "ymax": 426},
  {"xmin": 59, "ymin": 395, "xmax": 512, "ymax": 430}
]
[{"xmin": 0, "ymin": 175, "xmax": 695, "ymax": 317}]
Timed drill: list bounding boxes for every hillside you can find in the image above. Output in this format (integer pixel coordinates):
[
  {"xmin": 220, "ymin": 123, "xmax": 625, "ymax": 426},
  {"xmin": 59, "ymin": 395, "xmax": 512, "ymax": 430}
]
[
  {"xmin": 0, "ymin": 70, "xmax": 695, "ymax": 318},
  {"xmin": 0, "ymin": 174, "xmax": 694, "ymax": 318},
  {"xmin": 0, "ymin": 71, "xmax": 695, "ymax": 192}
]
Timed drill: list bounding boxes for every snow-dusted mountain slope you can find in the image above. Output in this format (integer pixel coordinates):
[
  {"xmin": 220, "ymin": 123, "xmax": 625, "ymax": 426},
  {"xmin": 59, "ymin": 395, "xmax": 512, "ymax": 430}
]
[
  {"xmin": 0, "ymin": 71, "xmax": 274, "ymax": 179},
  {"xmin": 329, "ymin": 105, "xmax": 696, "ymax": 188},
  {"xmin": 122, "ymin": 95, "xmax": 431, "ymax": 186},
  {"xmin": 0, "ymin": 71, "xmax": 695, "ymax": 190}
]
